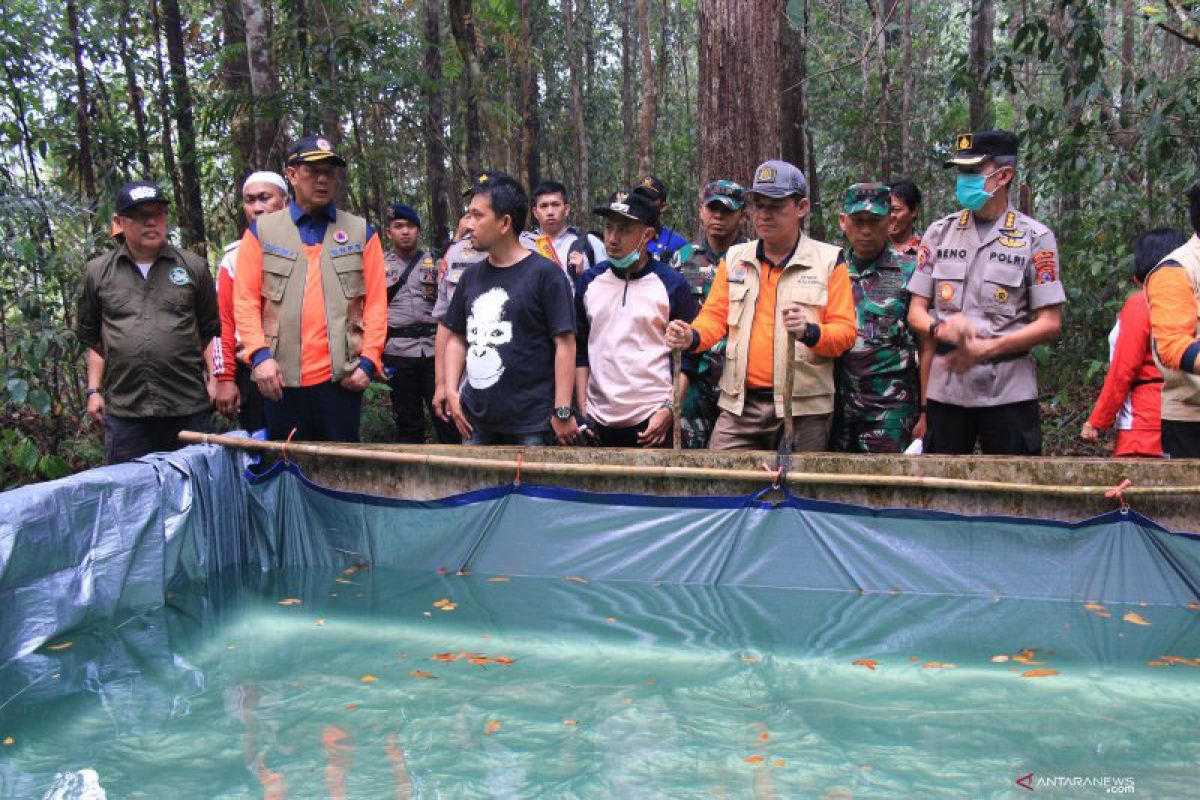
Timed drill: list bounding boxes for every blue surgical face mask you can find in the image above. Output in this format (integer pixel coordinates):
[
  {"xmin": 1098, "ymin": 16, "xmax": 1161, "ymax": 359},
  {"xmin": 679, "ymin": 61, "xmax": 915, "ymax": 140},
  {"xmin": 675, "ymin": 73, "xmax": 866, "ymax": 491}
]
[
  {"xmin": 955, "ymin": 169, "xmax": 1002, "ymax": 211},
  {"xmin": 610, "ymin": 249, "xmax": 640, "ymax": 271}
]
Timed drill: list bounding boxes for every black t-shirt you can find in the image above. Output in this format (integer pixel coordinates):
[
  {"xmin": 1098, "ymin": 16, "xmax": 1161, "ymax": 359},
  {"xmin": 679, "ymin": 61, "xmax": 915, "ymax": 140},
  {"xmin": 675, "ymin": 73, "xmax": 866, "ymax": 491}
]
[{"xmin": 443, "ymin": 252, "xmax": 576, "ymax": 433}]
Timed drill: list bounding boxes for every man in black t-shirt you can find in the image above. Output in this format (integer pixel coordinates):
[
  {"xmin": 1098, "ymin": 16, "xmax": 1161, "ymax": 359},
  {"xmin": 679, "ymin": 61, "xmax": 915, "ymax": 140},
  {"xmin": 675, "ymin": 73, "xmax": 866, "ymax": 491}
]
[{"xmin": 442, "ymin": 172, "xmax": 580, "ymax": 446}]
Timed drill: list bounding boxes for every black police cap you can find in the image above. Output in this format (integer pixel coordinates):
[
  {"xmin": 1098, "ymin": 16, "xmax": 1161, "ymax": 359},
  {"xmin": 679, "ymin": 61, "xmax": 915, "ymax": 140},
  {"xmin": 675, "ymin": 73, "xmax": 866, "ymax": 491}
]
[{"xmin": 944, "ymin": 130, "xmax": 1020, "ymax": 168}]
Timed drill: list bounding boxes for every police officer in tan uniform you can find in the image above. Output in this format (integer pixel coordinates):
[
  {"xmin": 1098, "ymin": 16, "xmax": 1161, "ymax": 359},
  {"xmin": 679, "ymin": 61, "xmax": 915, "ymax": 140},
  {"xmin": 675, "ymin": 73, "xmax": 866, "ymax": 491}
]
[{"xmin": 907, "ymin": 130, "xmax": 1065, "ymax": 455}]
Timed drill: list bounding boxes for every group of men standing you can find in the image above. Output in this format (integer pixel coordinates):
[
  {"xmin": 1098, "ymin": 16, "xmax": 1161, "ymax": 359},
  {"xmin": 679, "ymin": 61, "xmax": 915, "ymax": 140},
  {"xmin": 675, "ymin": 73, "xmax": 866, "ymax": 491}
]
[{"xmin": 76, "ymin": 128, "xmax": 1200, "ymax": 464}]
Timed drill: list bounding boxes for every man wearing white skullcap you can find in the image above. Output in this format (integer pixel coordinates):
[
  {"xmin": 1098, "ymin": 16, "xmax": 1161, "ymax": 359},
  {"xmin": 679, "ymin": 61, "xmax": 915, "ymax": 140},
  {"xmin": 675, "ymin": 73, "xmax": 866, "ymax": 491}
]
[{"xmin": 212, "ymin": 170, "xmax": 290, "ymax": 431}]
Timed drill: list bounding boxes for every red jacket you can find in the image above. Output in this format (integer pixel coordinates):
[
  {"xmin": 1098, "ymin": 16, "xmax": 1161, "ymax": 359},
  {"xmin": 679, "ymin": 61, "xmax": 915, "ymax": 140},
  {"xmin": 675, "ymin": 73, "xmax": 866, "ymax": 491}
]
[{"xmin": 1087, "ymin": 290, "xmax": 1162, "ymax": 433}]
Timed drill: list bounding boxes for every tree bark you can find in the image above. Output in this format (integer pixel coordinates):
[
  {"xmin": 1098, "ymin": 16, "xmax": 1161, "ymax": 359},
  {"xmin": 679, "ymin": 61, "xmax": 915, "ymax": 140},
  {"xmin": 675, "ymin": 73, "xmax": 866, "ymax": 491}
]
[
  {"xmin": 448, "ymin": 0, "xmax": 482, "ymax": 175},
  {"xmin": 636, "ymin": 0, "xmax": 656, "ymax": 177},
  {"xmin": 565, "ymin": 0, "xmax": 591, "ymax": 224},
  {"xmin": 312, "ymin": 0, "xmax": 341, "ymax": 144},
  {"xmin": 899, "ymin": 0, "xmax": 914, "ymax": 174},
  {"xmin": 160, "ymin": 0, "xmax": 207, "ymax": 252},
  {"xmin": 698, "ymin": 0, "xmax": 781, "ymax": 188},
  {"xmin": 149, "ymin": 0, "xmax": 183, "ymax": 214},
  {"xmin": 423, "ymin": 0, "xmax": 450, "ymax": 252},
  {"xmin": 779, "ymin": 0, "xmax": 807, "ymax": 171},
  {"xmin": 118, "ymin": 0, "xmax": 153, "ymax": 176},
  {"xmin": 620, "ymin": 0, "xmax": 635, "ymax": 183},
  {"xmin": 221, "ymin": 0, "xmax": 253, "ymax": 182},
  {"xmin": 64, "ymin": 0, "xmax": 97, "ymax": 204},
  {"xmin": 518, "ymin": 0, "xmax": 541, "ymax": 191},
  {"xmin": 241, "ymin": 0, "xmax": 284, "ymax": 170},
  {"xmin": 968, "ymin": 0, "xmax": 995, "ymax": 129}
]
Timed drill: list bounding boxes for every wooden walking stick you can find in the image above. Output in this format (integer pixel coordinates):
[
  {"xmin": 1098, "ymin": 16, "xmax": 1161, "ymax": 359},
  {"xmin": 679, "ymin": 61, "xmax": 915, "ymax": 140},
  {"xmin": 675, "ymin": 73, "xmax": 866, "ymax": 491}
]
[
  {"xmin": 672, "ymin": 349, "xmax": 684, "ymax": 450},
  {"xmin": 779, "ymin": 332, "xmax": 798, "ymax": 473}
]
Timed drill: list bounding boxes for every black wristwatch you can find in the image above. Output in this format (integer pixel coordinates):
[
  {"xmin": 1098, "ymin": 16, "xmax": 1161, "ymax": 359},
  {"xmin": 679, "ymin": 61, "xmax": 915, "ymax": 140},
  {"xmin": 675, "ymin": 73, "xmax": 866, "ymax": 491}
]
[
  {"xmin": 85, "ymin": 387, "xmax": 100, "ymax": 398},
  {"xmin": 553, "ymin": 406, "xmax": 573, "ymax": 422}
]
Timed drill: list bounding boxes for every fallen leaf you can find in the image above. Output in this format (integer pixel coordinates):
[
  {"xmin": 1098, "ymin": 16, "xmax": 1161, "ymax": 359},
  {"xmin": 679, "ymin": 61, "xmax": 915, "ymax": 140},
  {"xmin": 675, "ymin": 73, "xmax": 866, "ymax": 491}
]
[
  {"xmin": 1094, "ymin": 611, "xmax": 1112, "ymax": 618},
  {"xmin": 345, "ymin": 704, "xmax": 360, "ymax": 710},
  {"xmin": 990, "ymin": 655, "xmax": 1010, "ymax": 663},
  {"xmin": 314, "ymin": 619, "xmax": 326, "ymax": 626},
  {"xmin": 361, "ymin": 675, "xmax": 378, "ymax": 683},
  {"xmin": 773, "ymin": 760, "xmax": 786, "ymax": 768},
  {"xmin": 565, "ymin": 576, "xmax": 588, "ymax": 584},
  {"xmin": 277, "ymin": 598, "xmax": 302, "ymax": 606},
  {"xmin": 1021, "ymin": 669, "xmax": 1060, "ymax": 678},
  {"xmin": 1011, "ymin": 649, "xmax": 1046, "ymax": 666},
  {"xmin": 439, "ymin": 603, "xmax": 458, "ymax": 611},
  {"xmin": 484, "ymin": 720, "xmax": 501, "ymax": 735},
  {"xmin": 410, "ymin": 670, "xmax": 438, "ymax": 680},
  {"xmin": 468, "ymin": 655, "xmax": 491, "ymax": 666},
  {"xmin": 432, "ymin": 598, "xmax": 453, "ymax": 608},
  {"xmin": 46, "ymin": 642, "xmax": 73, "ymax": 651},
  {"xmin": 563, "ymin": 719, "xmax": 578, "ymax": 726},
  {"xmin": 605, "ymin": 617, "xmax": 618, "ymax": 623},
  {"xmin": 1159, "ymin": 655, "xmax": 1200, "ymax": 667},
  {"xmin": 1187, "ymin": 602, "xmax": 1200, "ymax": 611},
  {"xmin": 1084, "ymin": 603, "xmax": 1106, "ymax": 611},
  {"xmin": 759, "ymin": 732, "xmax": 769, "ymax": 741},
  {"xmin": 921, "ymin": 662, "xmax": 957, "ymax": 669},
  {"xmin": 334, "ymin": 578, "xmax": 353, "ymax": 585},
  {"xmin": 1147, "ymin": 660, "xmax": 1169, "ymax": 667},
  {"xmin": 490, "ymin": 655, "xmax": 516, "ymax": 665},
  {"xmin": 1123, "ymin": 612, "xmax": 1152, "ymax": 626},
  {"xmin": 432, "ymin": 652, "xmax": 461, "ymax": 662},
  {"xmin": 909, "ymin": 656, "xmax": 919, "ymax": 662},
  {"xmin": 852, "ymin": 659, "xmax": 878, "ymax": 671},
  {"xmin": 744, "ymin": 756, "xmax": 764, "ymax": 764},
  {"xmin": 487, "ymin": 576, "xmax": 511, "ymax": 583},
  {"xmin": 2, "ymin": 737, "xmax": 11, "ymax": 746}
]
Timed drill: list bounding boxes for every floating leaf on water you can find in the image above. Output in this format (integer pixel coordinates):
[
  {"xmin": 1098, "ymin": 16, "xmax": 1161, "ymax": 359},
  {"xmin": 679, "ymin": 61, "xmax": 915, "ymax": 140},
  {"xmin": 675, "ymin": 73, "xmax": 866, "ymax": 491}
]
[
  {"xmin": 432, "ymin": 653, "xmax": 461, "ymax": 662},
  {"xmin": 921, "ymin": 662, "xmax": 957, "ymax": 669},
  {"xmin": 1122, "ymin": 612, "xmax": 1151, "ymax": 626},
  {"xmin": 1159, "ymin": 655, "xmax": 1200, "ymax": 667},
  {"xmin": 410, "ymin": 670, "xmax": 438, "ymax": 680},
  {"xmin": 852, "ymin": 659, "xmax": 878, "ymax": 671},
  {"xmin": 484, "ymin": 720, "xmax": 501, "ymax": 735},
  {"xmin": 990, "ymin": 655, "xmax": 1010, "ymax": 663},
  {"xmin": 361, "ymin": 675, "xmax": 378, "ymax": 683},
  {"xmin": 468, "ymin": 655, "xmax": 491, "ymax": 666},
  {"xmin": 1147, "ymin": 660, "xmax": 1169, "ymax": 667},
  {"xmin": 487, "ymin": 576, "xmax": 511, "ymax": 583},
  {"xmin": 277, "ymin": 598, "xmax": 302, "ymax": 606},
  {"xmin": 438, "ymin": 603, "xmax": 458, "ymax": 611},
  {"xmin": 564, "ymin": 576, "xmax": 588, "ymax": 584},
  {"xmin": 1083, "ymin": 603, "xmax": 1106, "ymax": 611},
  {"xmin": 563, "ymin": 719, "xmax": 578, "ymax": 726},
  {"xmin": 46, "ymin": 642, "xmax": 73, "ymax": 651},
  {"xmin": 345, "ymin": 704, "xmax": 360, "ymax": 710},
  {"xmin": 773, "ymin": 760, "xmax": 785, "ymax": 768},
  {"xmin": 490, "ymin": 656, "xmax": 516, "ymax": 665},
  {"xmin": 909, "ymin": 656, "xmax": 919, "ymax": 662},
  {"xmin": 1094, "ymin": 611, "xmax": 1112, "ymax": 618},
  {"xmin": 759, "ymin": 732, "xmax": 769, "ymax": 741},
  {"xmin": 1021, "ymin": 669, "xmax": 1059, "ymax": 678},
  {"xmin": 2, "ymin": 737, "xmax": 12, "ymax": 746},
  {"xmin": 743, "ymin": 756, "xmax": 764, "ymax": 764},
  {"xmin": 1011, "ymin": 649, "xmax": 1046, "ymax": 666},
  {"xmin": 605, "ymin": 617, "xmax": 618, "ymax": 623},
  {"xmin": 334, "ymin": 578, "xmax": 353, "ymax": 585}
]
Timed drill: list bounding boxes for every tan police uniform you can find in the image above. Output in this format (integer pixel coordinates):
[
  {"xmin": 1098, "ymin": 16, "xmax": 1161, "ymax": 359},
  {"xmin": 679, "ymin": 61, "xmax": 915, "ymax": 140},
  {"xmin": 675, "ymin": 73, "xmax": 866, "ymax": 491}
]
[{"xmin": 433, "ymin": 237, "xmax": 488, "ymax": 322}]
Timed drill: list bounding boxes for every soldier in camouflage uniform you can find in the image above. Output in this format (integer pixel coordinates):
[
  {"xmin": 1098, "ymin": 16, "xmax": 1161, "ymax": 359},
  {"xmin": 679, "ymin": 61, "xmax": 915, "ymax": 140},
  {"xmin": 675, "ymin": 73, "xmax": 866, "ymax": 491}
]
[
  {"xmin": 670, "ymin": 180, "xmax": 748, "ymax": 448},
  {"xmin": 832, "ymin": 183, "xmax": 920, "ymax": 453}
]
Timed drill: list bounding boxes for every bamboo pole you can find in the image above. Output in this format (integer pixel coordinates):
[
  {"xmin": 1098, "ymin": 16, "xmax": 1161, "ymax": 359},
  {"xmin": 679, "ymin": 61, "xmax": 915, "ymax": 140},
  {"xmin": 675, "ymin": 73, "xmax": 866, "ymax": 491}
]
[
  {"xmin": 177, "ymin": 431, "xmax": 1200, "ymax": 497},
  {"xmin": 782, "ymin": 332, "xmax": 797, "ymax": 450}
]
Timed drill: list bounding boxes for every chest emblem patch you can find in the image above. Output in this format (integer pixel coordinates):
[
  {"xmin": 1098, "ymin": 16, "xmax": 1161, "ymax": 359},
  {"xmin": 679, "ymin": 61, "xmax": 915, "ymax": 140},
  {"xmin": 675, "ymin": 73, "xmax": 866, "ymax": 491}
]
[
  {"xmin": 333, "ymin": 229, "xmax": 349, "ymax": 244},
  {"xmin": 993, "ymin": 287, "xmax": 1009, "ymax": 303},
  {"xmin": 168, "ymin": 266, "xmax": 190, "ymax": 286},
  {"xmin": 939, "ymin": 282, "xmax": 956, "ymax": 302}
]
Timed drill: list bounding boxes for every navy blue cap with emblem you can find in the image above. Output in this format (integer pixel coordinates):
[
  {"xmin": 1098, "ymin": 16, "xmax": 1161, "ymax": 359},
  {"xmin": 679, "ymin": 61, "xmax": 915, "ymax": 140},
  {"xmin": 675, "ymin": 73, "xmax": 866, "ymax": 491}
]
[
  {"xmin": 114, "ymin": 181, "xmax": 169, "ymax": 214},
  {"xmin": 593, "ymin": 190, "xmax": 661, "ymax": 229},
  {"xmin": 944, "ymin": 130, "xmax": 1020, "ymax": 168},
  {"xmin": 287, "ymin": 134, "xmax": 347, "ymax": 167},
  {"xmin": 388, "ymin": 203, "xmax": 421, "ymax": 228}
]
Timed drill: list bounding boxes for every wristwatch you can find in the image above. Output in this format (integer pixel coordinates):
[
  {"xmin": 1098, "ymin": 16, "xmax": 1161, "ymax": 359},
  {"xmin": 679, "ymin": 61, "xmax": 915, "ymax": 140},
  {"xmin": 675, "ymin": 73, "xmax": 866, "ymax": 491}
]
[
  {"xmin": 553, "ymin": 406, "xmax": 573, "ymax": 422},
  {"xmin": 85, "ymin": 387, "xmax": 100, "ymax": 398}
]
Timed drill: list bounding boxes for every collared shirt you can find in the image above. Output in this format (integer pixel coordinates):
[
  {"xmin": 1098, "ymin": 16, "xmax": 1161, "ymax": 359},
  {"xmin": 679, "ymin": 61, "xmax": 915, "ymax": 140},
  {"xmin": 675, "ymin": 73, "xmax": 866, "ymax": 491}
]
[
  {"xmin": 433, "ymin": 237, "xmax": 489, "ymax": 321},
  {"xmin": 384, "ymin": 248, "xmax": 438, "ymax": 358},
  {"xmin": 233, "ymin": 200, "xmax": 388, "ymax": 385},
  {"xmin": 647, "ymin": 226, "xmax": 688, "ymax": 262},
  {"xmin": 75, "ymin": 241, "xmax": 219, "ymax": 418},
  {"xmin": 519, "ymin": 227, "xmax": 607, "ymax": 277}
]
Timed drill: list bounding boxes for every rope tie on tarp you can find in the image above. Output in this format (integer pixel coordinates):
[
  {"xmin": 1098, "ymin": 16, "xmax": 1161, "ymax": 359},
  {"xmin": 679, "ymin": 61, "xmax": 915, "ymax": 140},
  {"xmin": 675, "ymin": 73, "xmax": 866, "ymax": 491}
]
[
  {"xmin": 282, "ymin": 427, "xmax": 298, "ymax": 463},
  {"xmin": 760, "ymin": 461, "xmax": 785, "ymax": 490},
  {"xmin": 514, "ymin": 452, "xmax": 523, "ymax": 487},
  {"xmin": 1106, "ymin": 478, "xmax": 1133, "ymax": 514}
]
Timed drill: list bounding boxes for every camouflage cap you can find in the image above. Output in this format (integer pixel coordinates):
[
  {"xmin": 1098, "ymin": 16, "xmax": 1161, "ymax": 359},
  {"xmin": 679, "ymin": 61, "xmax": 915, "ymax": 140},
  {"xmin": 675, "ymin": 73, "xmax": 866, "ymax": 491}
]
[
  {"xmin": 701, "ymin": 180, "xmax": 746, "ymax": 211},
  {"xmin": 843, "ymin": 182, "xmax": 891, "ymax": 217}
]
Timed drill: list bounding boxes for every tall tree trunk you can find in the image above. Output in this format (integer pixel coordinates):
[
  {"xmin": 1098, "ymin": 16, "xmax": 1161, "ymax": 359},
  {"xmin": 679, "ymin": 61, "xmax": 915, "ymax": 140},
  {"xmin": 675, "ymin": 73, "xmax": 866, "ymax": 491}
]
[
  {"xmin": 899, "ymin": 0, "xmax": 914, "ymax": 174},
  {"xmin": 423, "ymin": 0, "xmax": 450, "ymax": 252},
  {"xmin": 294, "ymin": 0, "xmax": 318, "ymax": 133},
  {"xmin": 518, "ymin": 0, "xmax": 541, "ymax": 191},
  {"xmin": 448, "ymin": 0, "xmax": 482, "ymax": 176},
  {"xmin": 221, "ymin": 0, "xmax": 253, "ymax": 182},
  {"xmin": 968, "ymin": 0, "xmax": 995, "ymax": 129},
  {"xmin": 564, "ymin": 0, "xmax": 591, "ymax": 225},
  {"xmin": 779, "ymin": 0, "xmax": 807, "ymax": 171},
  {"xmin": 64, "ymin": 0, "xmax": 97, "ymax": 204},
  {"xmin": 160, "ymin": 0, "xmax": 207, "ymax": 252},
  {"xmin": 878, "ymin": 0, "xmax": 900, "ymax": 178},
  {"xmin": 149, "ymin": 0, "xmax": 183, "ymax": 214},
  {"xmin": 118, "ymin": 0, "xmax": 152, "ymax": 176},
  {"xmin": 620, "ymin": 0, "xmax": 635, "ymax": 182},
  {"xmin": 698, "ymin": 0, "xmax": 781, "ymax": 188},
  {"xmin": 241, "ymin": 0, "xmax": 284, "ymax": 170},
  {"xmin": 636, "ymin": 0, "xmax": 656, "ymax": 176},
  {"xmin": 312, "ymin": 0, "xmax": 341, "ymax": 144}
]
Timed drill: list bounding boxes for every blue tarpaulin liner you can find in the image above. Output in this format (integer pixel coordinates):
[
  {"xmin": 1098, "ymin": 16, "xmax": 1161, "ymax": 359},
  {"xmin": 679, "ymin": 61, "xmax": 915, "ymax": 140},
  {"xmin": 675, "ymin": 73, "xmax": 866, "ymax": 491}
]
[{"xmin": 2, "ymin": 443, "xmax": 1199, "ymax": 665}]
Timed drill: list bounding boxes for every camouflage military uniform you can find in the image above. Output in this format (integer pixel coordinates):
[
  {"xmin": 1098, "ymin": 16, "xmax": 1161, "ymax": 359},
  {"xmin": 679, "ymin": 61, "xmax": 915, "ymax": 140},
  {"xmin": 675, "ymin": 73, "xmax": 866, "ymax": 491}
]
[
  {"xmin": 832, "ymin": 184, "xmax": 921, "ymax": 453},
  {"xmin": 672, "ymin": 233, "xmax": 747, "ymax": 448}
]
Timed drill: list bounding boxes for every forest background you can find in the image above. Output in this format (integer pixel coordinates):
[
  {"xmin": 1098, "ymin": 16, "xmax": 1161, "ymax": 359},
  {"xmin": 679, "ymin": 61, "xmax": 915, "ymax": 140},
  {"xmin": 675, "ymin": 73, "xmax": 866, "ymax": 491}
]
[{"xmin": 0, "ymin": 0, "xmax": 1197, "ymax": 485}]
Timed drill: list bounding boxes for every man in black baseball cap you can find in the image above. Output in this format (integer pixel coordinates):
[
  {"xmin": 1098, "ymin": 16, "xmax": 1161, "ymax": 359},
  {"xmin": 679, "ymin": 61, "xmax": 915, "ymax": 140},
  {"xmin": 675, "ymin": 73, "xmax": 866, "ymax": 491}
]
[
  {"xmin": 75, "ymin": 181, "xmax": 220, "ymax": 463},
  {"xmin": 632, "ymin": 175, "xmax": 687, "ymax": 261}
]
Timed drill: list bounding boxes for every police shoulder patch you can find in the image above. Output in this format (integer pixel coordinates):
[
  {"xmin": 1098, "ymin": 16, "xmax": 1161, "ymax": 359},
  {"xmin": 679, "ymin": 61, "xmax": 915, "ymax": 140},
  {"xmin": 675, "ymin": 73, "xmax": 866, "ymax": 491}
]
[{"xmin": 1033, "ymin": 250, "xmax": 1057, "ymax": 284}]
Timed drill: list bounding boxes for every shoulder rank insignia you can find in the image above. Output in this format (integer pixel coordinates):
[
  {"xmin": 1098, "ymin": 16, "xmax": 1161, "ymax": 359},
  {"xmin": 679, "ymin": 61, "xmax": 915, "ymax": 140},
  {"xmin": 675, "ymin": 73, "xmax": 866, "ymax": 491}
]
[
  {"xmin": 957, "ymin": 210, "xmax": 971, "ymax": 228},
  {"xmin": 1003, "ymin": 210, "xmax": 1018, "ymax": 230}
]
